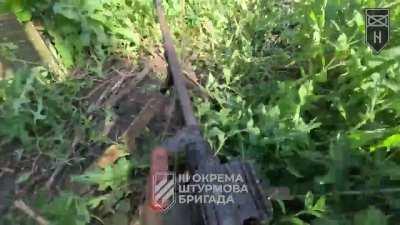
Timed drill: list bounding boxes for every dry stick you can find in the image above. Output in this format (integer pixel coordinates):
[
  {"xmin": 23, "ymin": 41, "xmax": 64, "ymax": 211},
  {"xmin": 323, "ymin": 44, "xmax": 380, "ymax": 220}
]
[
  {"xmin": 80, "ymin": 67, "xmax": 130, "ymax": 101},
  {"xmin": 103, "ymin": 65, "xmax": 150, "ymax": 108},
  {"xmin": 80, "ymin": 78, "xmax": 112, "ymax": 100},
  {"xmin": 123, "ymin": 97, "xmax": 164, "ymax": 153},
  {"xmin": 47, "ymin": 65, "xmax": 150, "ymax": 189},
  {"xmin": 14, "ymin": 200, "xmax": 49, "ymax": 225},
  {"xmin": 24, "ymin": 21, "xmax": 63, "ymax": 75},
  {"xmin": 45, "ymin": 128, "xmax": 83, "ymax": 190},
  {"xmin": 102, "ymin": 111, "xmax": 118, "ymax": 137},
  {"xmin": 102, "ymin": 65, "xmax": 150, "ymax": 136},
  {"xmin": 91, "ymin": 69, "xmax": 132, "ymax": 109},
  {"xmin": 45, "ymin": 153, "xmax": 73, "ymax": 190},
  {"xmin": 94, "ymin": 76, "xmax": 121, "ymax": 109},
  {"xmin": 112, "ymin": 67, "xmax": 139, "ymax": 78}
]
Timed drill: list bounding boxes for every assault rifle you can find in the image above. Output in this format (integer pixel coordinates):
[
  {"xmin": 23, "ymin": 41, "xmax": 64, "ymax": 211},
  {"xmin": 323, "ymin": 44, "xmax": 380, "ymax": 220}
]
[{"xmin": 141, "ymin": 1, "xmax": 273, "ymax": 225}]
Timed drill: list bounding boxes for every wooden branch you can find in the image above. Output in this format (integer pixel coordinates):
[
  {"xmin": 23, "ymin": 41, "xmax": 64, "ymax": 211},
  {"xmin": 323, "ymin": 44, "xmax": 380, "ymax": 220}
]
[
  {"xmin": 103, "ymin": 65, "xmax": 150, "ymax": 108},
  {"xmin": 123, "ymin": 97, "xmax": 164, "ymax": 153},
  {"xmin": 23, "ymin": 21, "xmax": 62, "ymax": 75},
  {"xmin": 14, "ymin": 200, "xmax": 49, "ymax": 225},
  {"xmin": 45, "ymin": 127, "xmax": 83, "ymax": 190}
]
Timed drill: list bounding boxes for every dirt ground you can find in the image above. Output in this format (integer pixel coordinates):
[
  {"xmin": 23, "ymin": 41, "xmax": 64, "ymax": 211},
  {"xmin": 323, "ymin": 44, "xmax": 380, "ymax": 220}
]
[{"xmin": 0, "ymin": 51, "xmax": 195, "ymax": 224}]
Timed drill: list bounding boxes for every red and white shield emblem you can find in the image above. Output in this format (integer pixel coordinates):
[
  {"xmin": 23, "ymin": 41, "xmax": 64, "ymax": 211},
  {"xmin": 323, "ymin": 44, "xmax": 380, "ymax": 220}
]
[{"xmin": 151, "ymin": 172, "xmax": 176, "ymax": 212}]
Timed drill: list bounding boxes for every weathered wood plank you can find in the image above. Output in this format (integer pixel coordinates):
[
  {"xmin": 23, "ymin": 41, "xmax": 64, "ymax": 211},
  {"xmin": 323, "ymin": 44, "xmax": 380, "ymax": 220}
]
[
  {"xmin": 24, "ymin": 21, "xmax": 59, "ymax": 71},
  {"xmin": 0, "ymin": 14, "xmax": 60, "ymax": 78}
]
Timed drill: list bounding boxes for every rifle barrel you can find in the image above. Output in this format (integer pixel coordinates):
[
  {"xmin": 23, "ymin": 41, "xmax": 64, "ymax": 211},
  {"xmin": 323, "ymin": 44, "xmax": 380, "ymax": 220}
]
[{"xmin": 155, "ymin": 0, "xmax": 198, "ymax": 127}]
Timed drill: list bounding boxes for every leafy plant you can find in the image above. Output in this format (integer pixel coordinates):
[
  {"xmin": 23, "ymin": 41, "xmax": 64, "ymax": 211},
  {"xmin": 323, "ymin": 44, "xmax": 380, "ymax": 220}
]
[
  {"xmin": 0, "ymin": 67, "xmax": 83, "ymax": 157},
  {"xmin": 1, "ymin": 0, "xmax": 400, "ymax": 224},
  {"xmin": 73, "ymin": 157, "xmax": 132, "ymax": 191},
  {"xmin": 42, "ymin": 192, "xmax": 91, "ymax": 225},
  {"xmin": 193, "ymin": 0, "xmax": 400, "ymax": 224}
]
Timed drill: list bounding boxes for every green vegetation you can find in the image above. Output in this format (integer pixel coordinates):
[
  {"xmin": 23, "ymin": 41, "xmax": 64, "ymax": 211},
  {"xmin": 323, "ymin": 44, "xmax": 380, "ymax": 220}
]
[{"xmin": 1, "ymin": 0, "xmax": 400, "ymax": 224}]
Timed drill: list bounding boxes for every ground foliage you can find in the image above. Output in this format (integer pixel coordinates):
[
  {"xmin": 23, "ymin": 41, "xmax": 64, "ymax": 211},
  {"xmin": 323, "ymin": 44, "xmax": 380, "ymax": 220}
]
[{"xmin": 1, "ymin": 0, "xmax": 400, "ymax": 224}]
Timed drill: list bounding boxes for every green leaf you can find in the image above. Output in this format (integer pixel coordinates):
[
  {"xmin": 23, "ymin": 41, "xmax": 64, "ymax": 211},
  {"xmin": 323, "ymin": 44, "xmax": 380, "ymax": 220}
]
[
  {"xmin": 281, "ymin": 217, "xmax": 308, "ymax": 225},
  {"xmin": 312, "ymin": 196, "xmax": 326, "ymax": 212},
  {"xmin": 54, "ymin": 37, "xmax": 75, "ymax": 68},
  {"xmin": 53, "ymin": 3, "xmax": 80, "ymax": 20},
  {"xmin": 276, "ymin": 199, "xmax": 287, "ymax": 215},
  {"xmin": 72, "ymin": 158, "xmax": 132, "ymax": 191},
  {"xmin": 371, "ymin": 134, "xmax": 400, "ymax": 151},
  {"xmin": 113, "ymin": 28, "xmax": 140, "ymax": 44},
  {"xmin": 315, "ymin": 69, "xmax": 327, "ymax": 82},
  {"xmin": 14, "ymin": 9, "xmax": 31, "ymax": 22},
  {"xmin": 16, "ymin": 172, "xmax": 32, "ymax": 184},
  {"xmin": 87, "ymin": 195, "xmax": 109, "ymax": 209},
  {"xmin": 286, "ymin": 161, "xmax": 304, "ymax": 178},
  {"xmin": 43, "ymin": 193, "xmax": 90, "ymax": 225},
  {"xmin": 336, "ymin": 34, "xmax": 349, "ymax": 52},
  {"xmin": 353, "ymin": 207, "xmax": 388, "ymax": 225},
  {"xmin": 312, "ymin": 218, "xmax": 341, "ymax": 225},
  {"xmin": 305, "ymin": 192, "xmax": 314, "ymax": 210},
  {"xmin": 298, "ymin": 81, "xmax": 314, "ymax": 105},
  {"xmin": 381, "ymin": 46, "xmax": 400, "ymax": 58},
  {"xmin": 31, "ymin": 97, "xmax": 46, "ymax": 124},
  {"xmin": 223, "ymin": 67, "xmax": 232, "ymax": 84},
  {"xmin": 347, "ymin": 130, "xmax": 385, "ymax": 149}
]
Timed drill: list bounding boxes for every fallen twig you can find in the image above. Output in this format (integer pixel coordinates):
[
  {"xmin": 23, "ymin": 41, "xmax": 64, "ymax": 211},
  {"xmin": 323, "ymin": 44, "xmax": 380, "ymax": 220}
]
[
  {"xmin": 86, "ymin": 62, "xmax": 150, "ymax": 113},
  {"xmin": 14, "ymin": 200, "xmax": 49, "ymax": 225},
  {"xmin": 123, "ymin": 97, "xmax": 164, "ymax": 153},
  {"xmin": 45, "ymin": 127, "xmax": 83, "ymax": 190},
  {"xmin": 104, "ymin": 64, "xmax": 150, "ymax": 108},
  {"xmin": 80, "ymin": 78, "xmax": 112, "ymax": 101},
  {"xmin": 102, "ymin": 109, "xmax": 118, "ymax": 137}
]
